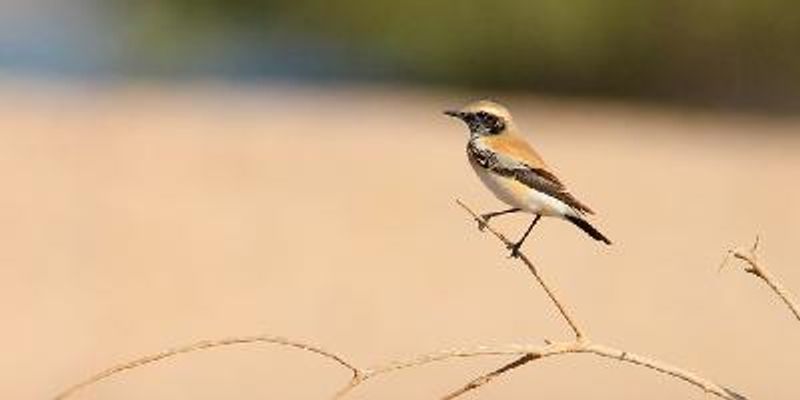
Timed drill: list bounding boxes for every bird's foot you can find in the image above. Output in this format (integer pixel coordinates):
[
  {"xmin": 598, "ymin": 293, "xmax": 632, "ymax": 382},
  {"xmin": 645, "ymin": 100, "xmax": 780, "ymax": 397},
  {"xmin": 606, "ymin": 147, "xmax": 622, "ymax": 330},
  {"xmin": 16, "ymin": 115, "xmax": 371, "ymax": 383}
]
[
  {"xmin": 506, "ymin": 242, "xmax": 523, "ymax": 258},
  {"xmin": 477, "ymin": 214, "xmax": 491, "ymax": 231}
]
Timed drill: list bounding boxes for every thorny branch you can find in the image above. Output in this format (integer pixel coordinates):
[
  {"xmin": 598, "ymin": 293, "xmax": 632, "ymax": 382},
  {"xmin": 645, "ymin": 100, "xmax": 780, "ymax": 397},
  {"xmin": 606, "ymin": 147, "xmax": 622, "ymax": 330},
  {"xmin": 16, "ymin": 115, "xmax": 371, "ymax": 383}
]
[
  {"xmin": 722, "ymin": 236, "xmax": 800, "ymax": 322},
  {"xmin": 54, "ymin": 200, "xmax": 749, "ymax": 400}
]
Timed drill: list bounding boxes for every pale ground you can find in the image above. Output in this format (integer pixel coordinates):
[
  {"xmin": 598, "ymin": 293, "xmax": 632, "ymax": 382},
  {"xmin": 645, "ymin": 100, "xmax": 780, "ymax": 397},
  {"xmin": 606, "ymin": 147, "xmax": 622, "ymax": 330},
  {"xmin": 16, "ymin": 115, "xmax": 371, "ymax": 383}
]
[{"xmin": 2, "ymin": 78, "xmax": 799, "ymax": 399}]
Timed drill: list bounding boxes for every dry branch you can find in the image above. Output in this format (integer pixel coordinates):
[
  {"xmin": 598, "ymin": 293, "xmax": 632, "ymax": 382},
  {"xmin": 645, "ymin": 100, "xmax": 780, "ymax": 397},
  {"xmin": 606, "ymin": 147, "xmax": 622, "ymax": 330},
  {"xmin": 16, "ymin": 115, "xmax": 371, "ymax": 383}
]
[
  {"xmin": 440, "ymin": 352, "xmax": 538, "ymax": 400},
  {"xmin": 449, "ymin": 200, "xmax": 746, "ymax": 400},
  {"xmin": 53, "ymin": 335, "xmax": 362, "ymax": 400},
  {"xmin": 54, "ymin": 200, "xmax": 749, "ymax": 400},
  {"xmin": 438, "ymin": 341, "xmax": 747, "ymax": 400},
  {"xmin": 723, "ymin": 236, "xmax": 800, "ymax": 322},
  {"xmin": 455, "ymin": 199, "xmax": 584, "ymax": 339}
]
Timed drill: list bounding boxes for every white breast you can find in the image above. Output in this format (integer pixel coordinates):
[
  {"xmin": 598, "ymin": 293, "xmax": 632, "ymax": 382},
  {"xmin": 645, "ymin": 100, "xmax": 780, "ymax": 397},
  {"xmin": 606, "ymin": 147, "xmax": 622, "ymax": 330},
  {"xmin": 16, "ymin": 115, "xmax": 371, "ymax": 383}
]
[{"xmin": 468, "ymin": 157, "xmax": 573, "ymax": 218}]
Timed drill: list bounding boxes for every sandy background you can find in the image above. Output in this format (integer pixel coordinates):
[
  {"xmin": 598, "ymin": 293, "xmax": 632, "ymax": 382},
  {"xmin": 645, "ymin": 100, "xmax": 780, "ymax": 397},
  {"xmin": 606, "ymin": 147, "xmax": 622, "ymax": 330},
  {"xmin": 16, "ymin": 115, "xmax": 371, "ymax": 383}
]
[{"xmin": 2, "ymin": 79, "xmax": 799, "ymax": 399}]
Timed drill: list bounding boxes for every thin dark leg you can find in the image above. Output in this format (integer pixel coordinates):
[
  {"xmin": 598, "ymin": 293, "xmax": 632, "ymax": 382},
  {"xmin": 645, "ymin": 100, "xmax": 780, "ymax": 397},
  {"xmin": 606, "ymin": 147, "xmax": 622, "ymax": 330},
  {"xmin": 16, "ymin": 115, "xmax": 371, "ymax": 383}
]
[
  {"xmin": 478, "ymin": 208, "xmax": 521, "ymax": 230},
  {"xmin": 507, "ymin": 215, "xmax": 541, "ymax": 258}
]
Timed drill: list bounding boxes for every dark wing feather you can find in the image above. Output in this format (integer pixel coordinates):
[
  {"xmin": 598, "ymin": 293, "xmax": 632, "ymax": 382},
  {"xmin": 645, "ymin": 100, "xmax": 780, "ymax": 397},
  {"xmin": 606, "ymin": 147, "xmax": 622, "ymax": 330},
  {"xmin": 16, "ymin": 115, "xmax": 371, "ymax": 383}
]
[
  {"xmin": 467, "ymin": 140, "xmax": 594, "ymax": 215},
  {"xmin": 510, "ymin": 167, "xmax": 594, "ymax": 215}
]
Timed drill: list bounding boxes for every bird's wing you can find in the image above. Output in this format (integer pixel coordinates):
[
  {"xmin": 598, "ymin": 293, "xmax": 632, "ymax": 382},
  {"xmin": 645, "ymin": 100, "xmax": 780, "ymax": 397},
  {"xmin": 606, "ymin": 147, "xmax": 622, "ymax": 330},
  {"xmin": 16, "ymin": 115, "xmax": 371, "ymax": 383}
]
[
  {"xmin": 483, "ymin": 134, "xmax": 548, "ymax": 169},
  {"xmin": 508, "ymin": 164, "xmax": 594, "ymax": 215},
  {"xmin": 479, "ymin": 136, "xmax": 594, "ymax": 215}
]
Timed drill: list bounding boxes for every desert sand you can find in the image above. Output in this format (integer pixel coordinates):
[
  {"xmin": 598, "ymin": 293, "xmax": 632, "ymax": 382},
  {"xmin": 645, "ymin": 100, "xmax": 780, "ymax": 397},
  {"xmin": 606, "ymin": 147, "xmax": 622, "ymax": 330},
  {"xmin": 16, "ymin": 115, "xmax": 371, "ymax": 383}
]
[{"xmin": 2, "ymin": 79, "xmax": 799, "ymax": 399}]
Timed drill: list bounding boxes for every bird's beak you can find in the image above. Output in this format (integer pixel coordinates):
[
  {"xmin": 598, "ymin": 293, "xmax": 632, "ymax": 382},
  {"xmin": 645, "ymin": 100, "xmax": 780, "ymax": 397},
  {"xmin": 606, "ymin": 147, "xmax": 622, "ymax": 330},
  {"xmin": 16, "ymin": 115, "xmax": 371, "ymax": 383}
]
[{"xmin": 443, "ymin": 110, "xmax": 464, "ymax": 119}]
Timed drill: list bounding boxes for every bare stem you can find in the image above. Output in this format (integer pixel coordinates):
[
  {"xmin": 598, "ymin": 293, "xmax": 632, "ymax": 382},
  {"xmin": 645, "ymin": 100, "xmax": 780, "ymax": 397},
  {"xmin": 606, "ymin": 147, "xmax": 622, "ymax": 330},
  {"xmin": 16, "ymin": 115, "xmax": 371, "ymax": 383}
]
[
  {"xmin": 440, "ymin": 354, "xmax": 537, "ymax": 400},
  {"xmin": 350, "ymin": 340, "xmax": 745, "ymax": 400},
  {"xmin": 53, "ymin": 335, "xmax": 362, "ymax": 400},
  {"xmin": 456, "ymin": 199, "xmax": 585, "ymax": 339},
  {"xmin": 54, "ymin": 335, "xmax": 746, "ymax": 400},
  {"xmin": 450, "ymin": 199, "xmax": 746, "ymax": 400},
  {"xmin": 54, "ymin": 201, "xmax": 750, "ymax": 400},
  {"xmin": 724, "ymin": 236, "xmax": 800, "ymax": 322}
]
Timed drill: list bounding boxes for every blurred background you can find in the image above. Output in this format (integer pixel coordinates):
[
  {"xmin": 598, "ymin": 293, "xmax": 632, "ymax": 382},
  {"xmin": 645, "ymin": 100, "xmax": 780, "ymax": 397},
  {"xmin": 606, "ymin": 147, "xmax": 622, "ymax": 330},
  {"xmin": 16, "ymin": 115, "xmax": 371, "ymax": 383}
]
[
  {"xmin": 2, "ymin": 1, "xmax": 799, "ymax": 399},
  {"xmin": 3, "ymin": 0, "xmax": 800, "ymax": 110}
]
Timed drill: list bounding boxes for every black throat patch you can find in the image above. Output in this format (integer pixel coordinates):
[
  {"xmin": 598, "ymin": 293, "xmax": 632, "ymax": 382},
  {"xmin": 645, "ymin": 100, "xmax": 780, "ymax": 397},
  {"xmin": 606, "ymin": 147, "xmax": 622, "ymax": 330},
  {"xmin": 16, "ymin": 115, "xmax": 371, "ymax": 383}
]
[{"xmin": 466, "ymin": 140, "xmax": 498, "ymax": 168}]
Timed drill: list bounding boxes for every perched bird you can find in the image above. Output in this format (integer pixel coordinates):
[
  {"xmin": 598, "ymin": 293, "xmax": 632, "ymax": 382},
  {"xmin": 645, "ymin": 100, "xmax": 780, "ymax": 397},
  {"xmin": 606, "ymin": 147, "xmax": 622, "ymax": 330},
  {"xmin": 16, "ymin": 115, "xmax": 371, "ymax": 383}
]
[{"xmin": 445, "ymin": 100, "xmax": 611, "ymax": 257}]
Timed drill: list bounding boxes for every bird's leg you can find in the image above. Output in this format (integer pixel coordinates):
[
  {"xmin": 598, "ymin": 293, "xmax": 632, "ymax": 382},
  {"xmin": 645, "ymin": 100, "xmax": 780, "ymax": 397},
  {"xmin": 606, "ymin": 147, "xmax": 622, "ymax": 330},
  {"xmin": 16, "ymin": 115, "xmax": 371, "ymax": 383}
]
[
  {"xmin": 507, "ymin": 215, "xmax": 541, "ymax": 258},
  {"xmin": 478, "ymin": 208, "xmax": 521, "ymax": 231}
]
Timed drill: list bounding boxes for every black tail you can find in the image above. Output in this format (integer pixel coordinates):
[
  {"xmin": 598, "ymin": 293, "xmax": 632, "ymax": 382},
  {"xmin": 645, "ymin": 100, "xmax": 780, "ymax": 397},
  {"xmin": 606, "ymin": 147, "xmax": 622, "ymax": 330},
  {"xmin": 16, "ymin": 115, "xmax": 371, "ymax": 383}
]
[{"xmin": 565, "ymin": 215, "xmax": 612, "ymax": 245}]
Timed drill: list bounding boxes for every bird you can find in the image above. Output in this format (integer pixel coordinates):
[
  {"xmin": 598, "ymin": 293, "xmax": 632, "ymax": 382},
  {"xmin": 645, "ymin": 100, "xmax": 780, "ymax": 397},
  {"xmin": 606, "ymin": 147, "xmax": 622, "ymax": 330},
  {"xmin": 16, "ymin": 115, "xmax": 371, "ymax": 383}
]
[{"xmin": 444, "ymin": 100, "xmax": 611, "ymax": 257}]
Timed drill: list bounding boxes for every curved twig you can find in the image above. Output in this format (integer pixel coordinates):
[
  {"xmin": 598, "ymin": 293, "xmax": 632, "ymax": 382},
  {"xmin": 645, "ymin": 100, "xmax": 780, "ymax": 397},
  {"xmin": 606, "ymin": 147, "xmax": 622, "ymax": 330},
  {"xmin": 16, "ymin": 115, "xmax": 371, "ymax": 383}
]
[
  {"xmin": 54, "ymin": 335, "xmax": 747, "ymax": 400},
  {"xmin": 53, "ymin": 335, "xmax": 363, "ymax": 400},
  {"xmin": 723, "ymin": 236, "xmax": 800, "ymax": 322},
  {"xmin": 333, "ymin": 344, "xmax": 536, "ymax": 399},
  {"xmin": 438, "ymin": 341, "xmax": 747, "ymax": 400},
  {"xmin": 54, "ymin": 200, "xmax": 750, "ymax": 400}
]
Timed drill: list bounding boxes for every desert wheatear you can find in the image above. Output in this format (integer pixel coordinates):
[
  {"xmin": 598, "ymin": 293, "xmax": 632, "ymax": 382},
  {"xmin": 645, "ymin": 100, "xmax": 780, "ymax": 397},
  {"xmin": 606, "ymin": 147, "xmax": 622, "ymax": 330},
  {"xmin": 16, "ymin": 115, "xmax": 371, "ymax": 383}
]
[{"xmin": 445, "ymin": 100, "xmax": 610, "ymax": 256}]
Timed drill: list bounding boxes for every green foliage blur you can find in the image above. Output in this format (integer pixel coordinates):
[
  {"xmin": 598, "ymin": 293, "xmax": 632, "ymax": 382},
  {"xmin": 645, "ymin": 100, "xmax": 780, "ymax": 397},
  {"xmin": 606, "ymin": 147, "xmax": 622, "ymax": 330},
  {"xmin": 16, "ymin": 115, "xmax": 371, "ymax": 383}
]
[{"xmin": 114, "ymin": 1, "xmax": 800, "ymax": 110}]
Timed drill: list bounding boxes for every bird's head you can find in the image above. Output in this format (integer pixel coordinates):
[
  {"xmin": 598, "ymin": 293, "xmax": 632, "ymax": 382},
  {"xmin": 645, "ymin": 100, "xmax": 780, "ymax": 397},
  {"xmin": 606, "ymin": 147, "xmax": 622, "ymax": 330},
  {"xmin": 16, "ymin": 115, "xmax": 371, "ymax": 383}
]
[{"xmin": 444, "ymin": 100, "xmax": 513, "ymax": 137}]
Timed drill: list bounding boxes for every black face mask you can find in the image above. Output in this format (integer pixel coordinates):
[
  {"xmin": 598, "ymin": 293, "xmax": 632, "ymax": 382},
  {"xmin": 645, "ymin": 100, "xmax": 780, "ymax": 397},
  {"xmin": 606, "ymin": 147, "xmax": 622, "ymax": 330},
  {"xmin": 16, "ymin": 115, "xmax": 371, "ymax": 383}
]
[{"xmin": 467, "ymin": 111, "xmax": 505, "ymax": 135}]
